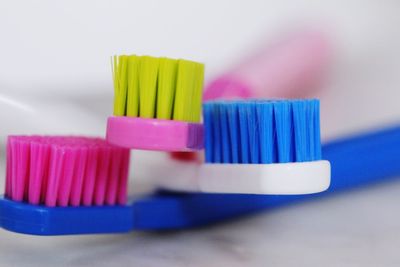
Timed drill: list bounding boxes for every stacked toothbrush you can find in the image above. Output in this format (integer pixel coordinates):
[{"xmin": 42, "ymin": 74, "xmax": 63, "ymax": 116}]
[{"xmin": 0, "ymin": 53, "xmax": 330, "ymax": 235}]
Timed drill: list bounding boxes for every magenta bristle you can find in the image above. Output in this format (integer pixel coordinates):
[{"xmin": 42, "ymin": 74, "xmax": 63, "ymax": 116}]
[
  {"xmin": 5, "ymin": 137, "xmax": 12, "ymax": 198},
  {"xmin": 5, "ymin": 136, "xmax": 130, "ymax": 207},
  {"xmin": 93, "ymin": 146, "xmax": 111, "ymax": 206},
  {"xmin": 82, "ymin": 148, "xmax": 98, "ymax": 206}
]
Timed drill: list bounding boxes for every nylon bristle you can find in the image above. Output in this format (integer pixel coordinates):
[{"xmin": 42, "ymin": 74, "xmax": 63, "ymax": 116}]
[
  {"xmin": 112, "ymin": 55, "xmax": 204, "ymax": 123},
  {"xmin": 5, "ymin": 136, "xmax": 130, "ymax": 207},
  {"xmin": 203, "ymin": 99, "xmax": 322, "ymax": 164}
]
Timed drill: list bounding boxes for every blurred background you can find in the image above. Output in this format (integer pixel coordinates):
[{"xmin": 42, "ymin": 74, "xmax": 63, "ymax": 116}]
[{"xmin": 1, "ymin": 0, "xmax": 400, "ymax": 266}]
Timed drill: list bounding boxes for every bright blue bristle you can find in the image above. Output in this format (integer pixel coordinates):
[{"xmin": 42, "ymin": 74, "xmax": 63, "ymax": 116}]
[
  {"xmin": 313, "ymin": 100, "xmax": 322, "ymax": 159},
  {"xmin": 203, "ymin": 103, "xmax": 214, "ymax": 162},
  {"xmin": 292, "ymin": 100, "xmax": 308, "ymax": 161},
  {"xmin": 226, "ymin": 103, "xmax": 240, "ymax": 163},
  {"xmin": 203, "ymin": 99, "xmax": 322, "ymax": 164},
  {"xmin": 255, "ymin": 101, "xmax": 274, "ymax": 163},
  {"xmin": 212, "ymin": 104, "xmax": 222, "ymax": 163},
  {"xmin": 219, "ymin": 104, "xmax": 231, "ymax": 163},
  {"xmin": 273, "ymin": 101, "xmax": 294, "ymax": 163},
  {"xmin": 238, "ymin": 103, "xmax": 250, "ymax": 163},
  {"xmin": 246, "ymin": 103, "xmax": 260, "ymax": 164}
]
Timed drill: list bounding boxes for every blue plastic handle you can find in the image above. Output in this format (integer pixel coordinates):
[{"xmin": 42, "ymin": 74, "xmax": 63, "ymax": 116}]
[{"xmin": 1, "ymin": 125, "xmax": 400, "ymax": 235}]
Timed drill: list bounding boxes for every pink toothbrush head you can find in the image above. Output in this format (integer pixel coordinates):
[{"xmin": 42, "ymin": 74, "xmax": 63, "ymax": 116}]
[{"xmin": 6, "ymin": 135, "xmax": 130, "ymax": 207}]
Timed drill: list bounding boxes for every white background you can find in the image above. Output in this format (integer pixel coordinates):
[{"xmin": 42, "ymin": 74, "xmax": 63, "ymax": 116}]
[{"xmin": 1, "ymin": 0, "xmax": 400, "ymax": 266}]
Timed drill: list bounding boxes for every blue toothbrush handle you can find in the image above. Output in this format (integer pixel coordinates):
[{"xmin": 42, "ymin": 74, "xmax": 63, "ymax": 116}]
[
  {"xmin": 132, "ymin": 125, "xmax": 400, "ymax": 229},
  {"xmin": 324, "ymin": 126, "xmax": 400, "ymax": 191}
]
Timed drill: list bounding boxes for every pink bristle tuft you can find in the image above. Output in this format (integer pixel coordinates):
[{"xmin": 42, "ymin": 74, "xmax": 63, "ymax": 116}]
[
  {"xmin": 82, "ymin": 147, "xmax": 98, "ymax": 206},
  {"xmin": 28, "ymin": 142, "xmax": 50, "ymax": 205},
  {"xmin": 69, "ymin": 148, "xmax": 88, "ymax": 206},
  {"xmin": 5, "ymin": 136, "xmax": 130, "ymax": 207},
  {"xmin": 106, "ymin": 148, "xmax": 122, "ymax": 205},
  {"xmin": 5, "ymin": 137, "xmax": 12, "ymax": 198},
  {"xmin": 94, "ymin": 146, "xmax": 112, "ymax": 205}
]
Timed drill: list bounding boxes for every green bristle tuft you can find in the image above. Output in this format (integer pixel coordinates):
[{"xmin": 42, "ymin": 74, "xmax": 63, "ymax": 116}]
[
  {"xmin": 112, "ymin": 55, "xmax": 128, "ymax": 116},
  {"xmin": 157, "ymin": 58, "xmax": 178, "ymax": 119},
  {"xmin": 111, "ymin": 55, "xmax": 204, "ymax": 122},
  {"xmin": 126, "ymin": 55, "xmax": 140, "ymax": 117},
  {"xmin": 139, "ymin": 56, "xmax": 160, "ymax": 118},
  {"xmin": 173, "ymin": 59, "xmax": 204, "ymax": 123},
  {"xmin": 190, "ymin": 62, "xmax": 204, "ymax": 122}
]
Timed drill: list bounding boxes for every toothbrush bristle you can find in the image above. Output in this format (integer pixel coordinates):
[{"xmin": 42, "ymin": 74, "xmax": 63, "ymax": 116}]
[
  {"xmin": 203, "ymin": 99, "xmax": 322, "ymax": 164},
  {"xmin": 112, "ymin": 55, "xmax": 204, "ymax": 123},
  {"xmin": 5, "ymin": 136, "xmax": 130, "ymax": 207}
]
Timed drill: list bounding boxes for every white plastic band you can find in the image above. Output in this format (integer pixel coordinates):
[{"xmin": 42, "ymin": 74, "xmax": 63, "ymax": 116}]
[{"xmin": 157, "ymin": 160, "xmax": 330, "ymax": 195}]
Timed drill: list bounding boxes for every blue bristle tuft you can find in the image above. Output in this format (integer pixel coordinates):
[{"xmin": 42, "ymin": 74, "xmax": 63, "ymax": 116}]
[
  {"xmin": 203, "ymin": 99, "xmax": 322, "ymax": 164},
  {"xmin": 292, "ymin": 100, "xmax": 308, "ymax": 161},
  {"xmin": 211, "ymin": 104, "xmax": 222, "ymax": 163},
  {"xmin": 226, "ymin": 103, "xmax": 240, "ymax": 163},
  {"xmin": 219, "ymin": 104, "xmax": 231, "ymax": 163},
  {"xmin": 273, "ymin": 101, "xmax": 294, "ymax": 163},
  {"xmin": 313, "ymin": 100, "xmax": 322, "ymax": 159},
  {"xmin": 246, "ymin": 103, "xmax": 260, "ymax": 164},
  {"xmin": 255, "ymin": 101, "xmax": 274, "ymax": 163},
  {"xmin": 237, "ymin": 103, "xmax": 250, "ymax": 163},
  {"xmin": 203, "ymin": 103, "xmax": 214, "ymax": 162}
]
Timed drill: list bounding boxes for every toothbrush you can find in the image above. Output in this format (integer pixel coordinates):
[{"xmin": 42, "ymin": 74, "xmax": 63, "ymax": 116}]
[
  {"xmin": 158, "ymin": 99, "xmax": 330, "ymax": 195},
  {"xmin": 106, "ymin": 55, "xmax": 204, "ymax": 152},
  {"xmin": 1, "ymin": 125, "xmax": 400, "ymax": 235}
]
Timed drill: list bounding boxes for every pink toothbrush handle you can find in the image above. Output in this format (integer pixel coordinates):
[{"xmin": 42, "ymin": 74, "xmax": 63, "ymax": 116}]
[{"xmin": 203, "ymin": 30, "xmax": 330, "ymax": 100}]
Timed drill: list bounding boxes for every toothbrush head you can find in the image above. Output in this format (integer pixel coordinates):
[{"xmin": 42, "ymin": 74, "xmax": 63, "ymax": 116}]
[
  {"xmin": 6, "ymin": 136, "xmax": 130, "ymax": 207},
  {"xmin": 199, "ymin": 99, "xmax": 330, "ymax": 194},
  {"xmin": 108, "ymin": 55, "xmax": 204, "ymax": 151}
]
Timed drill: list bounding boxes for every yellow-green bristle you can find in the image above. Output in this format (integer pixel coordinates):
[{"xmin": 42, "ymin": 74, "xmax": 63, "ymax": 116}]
[
  {"xmin": 111, "ymin": 54, "xmax": 204, "ymax": 122},
  {"xmin": 157, "ymin": 58, "xmax": 178, "ymax": 120},
  {"xmin": 112, "ymin": 55, "xmax": 128, "ymax": 116},
  {"xmin": 173, "ymin": 60, "xmax": 205, "ymax": 123},
  {"xmin": 126, "ymin": 55, "xmax": 140, "ymax": 117},
  {"xmin": 190, "ymin": 63, "xmax": 205, "ymax": 122},
  {"xmin": 139, "ymin": 56, "xmax": 159, "ymax": 118}
]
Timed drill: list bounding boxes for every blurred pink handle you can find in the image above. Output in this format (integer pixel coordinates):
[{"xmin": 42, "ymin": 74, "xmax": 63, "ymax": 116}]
[{"xmin": 203, "ymin": 30, "xmax": 331, "ymax": 100}]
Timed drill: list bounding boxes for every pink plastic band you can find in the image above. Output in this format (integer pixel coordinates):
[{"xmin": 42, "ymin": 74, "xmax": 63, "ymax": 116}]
[{"xmin": 106, "ymin": 116, "xmax": 204, "ymax": 152}]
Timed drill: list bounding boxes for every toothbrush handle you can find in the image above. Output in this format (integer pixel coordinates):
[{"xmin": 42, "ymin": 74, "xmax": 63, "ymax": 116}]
[
  {"xmin": 324, "ymin": 126, "xmax": 400, "ymax": 191},
  {"xmin": 134, "ymin": 125, "xmax": 400, "ymax": 229},
  {"xmin": 203, "ymin": 30, "xmax": 330, "ymax": 100}
]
